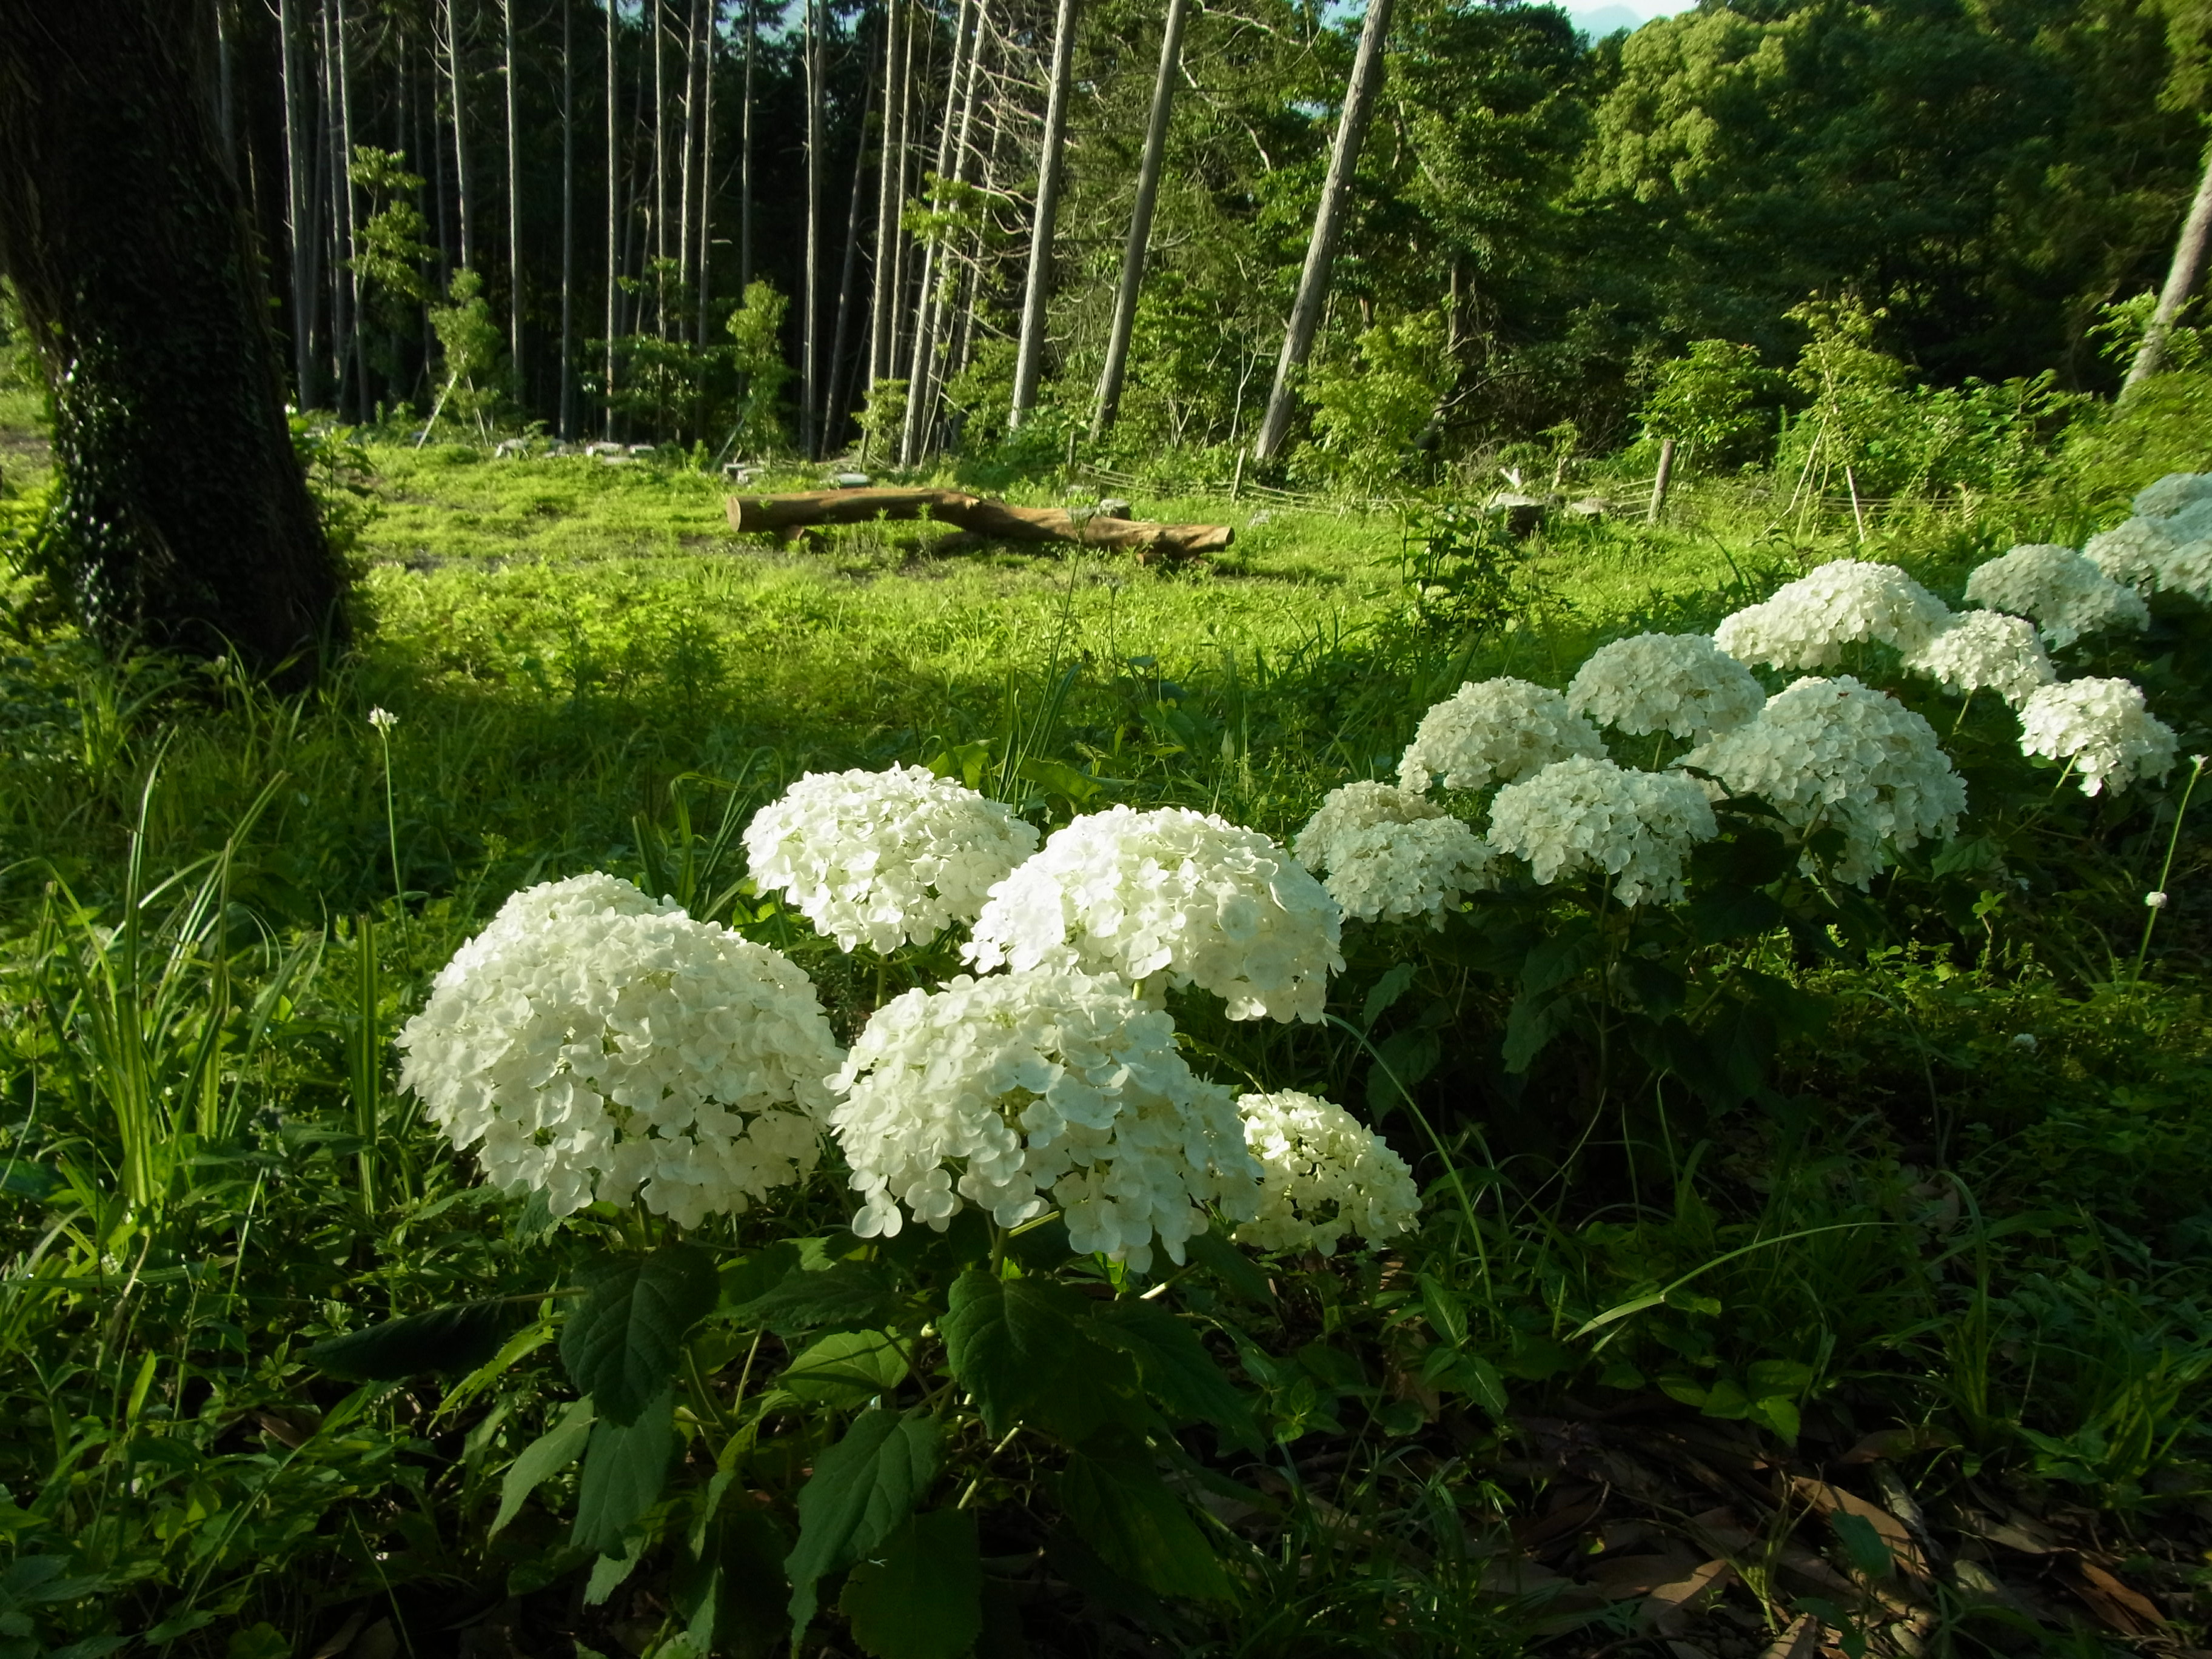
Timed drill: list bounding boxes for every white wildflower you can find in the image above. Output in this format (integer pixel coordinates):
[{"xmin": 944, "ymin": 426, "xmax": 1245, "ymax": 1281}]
[
  {"xmin": 1234, "ymin": 1091, "xmax": 1421, "ymax": 1257},
  {"xmin": 1396, "ymin": 677, "xmax": 1605, "ymax": 794},
  {"xmin": 1487, "ymin": 755, "xmax": 1718, "ymax": 905},
  {"xmin": 1567, "ymin": 632, "xmax": 1767, "ymax": 743},
  {"xmin": 2132, "ymin": 472, "xmax": 2212, "ymax": 522},
  {"xmin": 2083, "ymin": 518, "xmax": 2174, "ymax": 595},
  {"xmin": 1899, "ymin": 610, "xmax": 2054, "ymax": 708},
  {"xmin": 2147, "ymin": 891, "xmax": 2171, "ymax": 909},
  {"xmin": 1680, "ymin": 676, "xmax": 1966, "ymax": 886},
  {"xmin": 1711, "ymin": 560, "xmax": 1951, "ymax": 670},
  {"xmin": 742, "ymin": 763, "xmax": 1041, "ymax": 953},
  {"xmin": 2017, "ymin": 678, "xmax": 2178, "ymax": 797},
  {"xmin": 828, "ymin": 969, "xmax": 1260, "ymax": 1273},
  {"xmin": 395, "ymin": 875, "xmax": 843, "ymax": 1228},
  {"xmin": 964, "ymin": 805, "xmax": 1342, "ymax": 1022},
  {"xmin": 1292, "ymin": 782, "xmax": 1495, "ymax": 926},
  {"xmin": 1963, "ymin": 543, "xmax": 2149, "ymax": 649},
  {"xmin": 367, "ymin": 706, "xmax": 398, "ymax": 733}
]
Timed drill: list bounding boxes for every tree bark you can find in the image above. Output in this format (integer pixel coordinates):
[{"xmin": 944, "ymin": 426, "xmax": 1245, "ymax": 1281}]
[
  {"xmin": 0, "ymin": 0, "xmax": 349, "ymax": 679},
  {"xmin": 503, "ymin": 0, "xmax": 524, "ymax": 392},
  {"xmin": 561, "ymin": 0, "xmax": 575, "ymax": 437},
  {"xmin": 278, "ymin": 0, "xmax": 320, "ymax": 405},
  {"xmin": 868, "ymin": 0, "xmax": 906, "ymax": 387},
  {"xmin": 901, "ymin": 0, "xmax": 984, "ymax": 463},
  {"xmin": 1092, "ymin": 0, "xmax": 1185, "ymax": 440},
  {"xmin": 2127, "ymin": 139, "xmax": 2212, "ymax": 394},
  {"xmin": 447, "ymin": 0, "xmax": 474, "ymax": 270},
  {"xmin": 725, "ymin": 487, "xmax": 1230, "ymax": 557},
  {"xmin": 1250, "ymin": 0, "xmax": 1393, "ymax": 466},
  {"xmin": 739, "ymin": 0, "xmax": 754, "ymax": 290},
  {"xmin": 825, "ymin": 48, "xmax": 879, "ymax": 450},
  {"xmin": 652, "ymin": 0, "xmax": 668, "ymax": 332},
  {"xmin": 605, "ymin": 0, "xmax": 619, "ymax": 437},
  {"xmin": 695, "ymin": 0, "xmax": 718, "ymax": 349},
  {"xmin": 802, "ymin": 0, "xmax": 825, "ymax": 456},
  {"xmin": 1010, "ymin": 0, "xmax": 1079, "ymax": 427}
]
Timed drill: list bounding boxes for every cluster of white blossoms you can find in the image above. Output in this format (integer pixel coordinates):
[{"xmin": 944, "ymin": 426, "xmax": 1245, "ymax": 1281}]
[
  {"xmin": 1396, "ymin": 677, "xmax": 1606, "ymax": 794},
  {"xmin": 1899, "ymin": 610, "xmax": 2054, "ymax": 708},
  {"xmin": 2083, "ymin": 517, "xmax": 2176, "ymax": 595},
  {"xmin": 742, "ymin": 763, "xmax": 1041, "ymax": 953},
  {"xmin": 1681, "ymin": 677, "xmax": 1966, "ymax": 886},
  {"xmin": 394, "ymin": 875, "xmax": 843, "ymax": 1227},
  {"xmin": 1488, "ymin": 756, "xmax": 1719, "ymax": 905},
  {"xmin": 2133, "ymin": 471, "xmax": 2212, "ymax": 525},
  {"xmin": 1233, "ymin": 1091, "xmax": 1421, "ymax": 1258},
  {"xmin": 964, "ymin": 805, "xmax": 1343, "ymax": 1022},
  {"xmin": 1963, "ymin": 543, "xmax": 2150, "ymax": 648},
  {"xmin": 1712, "ymin": 560, "xmax": 1951, "ymax": 669},
  {"xmin": 1292, "ymin": 782, "xmax": 1496, "ymax": 926},
  {"xmin": 2017, "ymin": 678, "xmax": 2179, "ymax": 797},
  {"xmin": 1566, "ymin": 632, "xmax": 1767, "ymax": 743},
  {"xmin": 827, "ymin": 970, "xmax": 1261, "ymax": 1272}
]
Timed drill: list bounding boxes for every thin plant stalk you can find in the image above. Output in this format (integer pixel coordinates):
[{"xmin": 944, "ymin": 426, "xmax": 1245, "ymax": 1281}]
[{"xmin": 2136, "ymin": 752, "xmax": 2207, "ymax": 975}]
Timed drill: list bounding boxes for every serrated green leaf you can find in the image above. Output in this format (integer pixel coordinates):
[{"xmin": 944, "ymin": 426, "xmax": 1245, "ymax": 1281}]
[
  {"xmin": 674, "ymin": 1503, "xmax": 790, "ymax": 1659},
  {"xmin": 717, "ymin": 1241, "xmax": 802, "ymax": 1310},
  {"xmin": 560, "ymin": 1244, "xmax": 718, "ymax": 1426},
  {"xmin": 1361, "ymin": 963, "xmax": 1418, "ymax": 1030},
  {"xmin": 1091, "ymin": 1301, "xmax": 1259, "ymax": 1449},
  {"xmin": 306, "ymin": 1298, "xmax": 522, "ymax": 1380},
  {"xmin": 1502, "ymin": 990, "xmax": 1574, "ymax": 1074},
  {"xmin": 1416, "ymin": 1273, "xmax": 1466, "ymax": 1347},
  {"xmin": 573, "ymin": 1387, "xmax": 675, "ymax": 1557},
  {"xmin": 839, "ymin": 1508, "xmax": 984, "ymax": 1659},
  {"xmin": 492, "ymin": 1396, "xmax": 595, "ymax": 1536},
  {"xmin": 733, "ymin": 1259, "xmax": 899, "ymax": 1336},
  {"xmin": 785, "ymin": 1407, "xmax": 940, "ymax": 1638},
  {"xmin": 940, "ymin": 1272, "xmax": 1136, "ymax": 1439},
  {"xmin": 1059, "ymin": 1435, "xmax": 1231, "ymax": 1601},
  {"xmin": 782, "ymin": 1329, "xmax": 911, "ymax": 1407},
  {"xmin": 1182, "ymin": 1231, "xmax": 1274, "ymax": 1304}
]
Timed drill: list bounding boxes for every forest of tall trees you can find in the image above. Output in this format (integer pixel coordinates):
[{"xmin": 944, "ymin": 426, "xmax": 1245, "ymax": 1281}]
[{"xmin": 190, "ymin": 0, "xmax": 2212, "ymax": 470}]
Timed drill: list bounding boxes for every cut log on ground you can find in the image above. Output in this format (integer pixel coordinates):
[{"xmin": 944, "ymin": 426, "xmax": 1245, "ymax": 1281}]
[{"xmin": 725, "ymin": 488, "xmax": 1233, "ymax": 560}]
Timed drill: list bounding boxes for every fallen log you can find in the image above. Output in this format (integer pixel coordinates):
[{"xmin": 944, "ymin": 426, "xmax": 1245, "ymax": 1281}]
[{"xmin": 723, "ymin": 487, "xmax": 1233, "ymax": 560}]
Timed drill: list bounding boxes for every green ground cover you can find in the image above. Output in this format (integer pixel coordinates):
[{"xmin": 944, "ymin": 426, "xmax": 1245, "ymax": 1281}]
[{"xmin": 5, "ymin": 408, "xmax": 2212, "ymax": 1657}]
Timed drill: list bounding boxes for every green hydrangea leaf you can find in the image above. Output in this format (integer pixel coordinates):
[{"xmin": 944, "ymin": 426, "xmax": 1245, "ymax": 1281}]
[
  {"xmin": 940, "ymin": 1271, "xmax": 1138, "ymax": 1439},
  {"xmin": 784, "ymin": 1407, "xmax": 940, "ymax": 1640},
  {"xmin": 838, "ymin": 1508, "xmax": 984, "ymax": 1659},
  {"xmin": 572, "ymin": 1387, "xmax": 675, "ymax": 1557},
  {"xmin": 560, "ymin": 1243, "xmax": 718, "ymax": 1425},
  {"xmin": 1059, "ymin": 1433, "xmax": 1232, "ymax": 1602},
  {"xmin": 306, "ymin": 1298, "xmax": 521, "ymax": 1380}
]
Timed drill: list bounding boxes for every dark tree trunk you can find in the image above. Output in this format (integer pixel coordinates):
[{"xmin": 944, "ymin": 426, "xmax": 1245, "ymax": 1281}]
[{"xmin": 0, "ymin": 2, "xmax": 349, "ymax": 682}]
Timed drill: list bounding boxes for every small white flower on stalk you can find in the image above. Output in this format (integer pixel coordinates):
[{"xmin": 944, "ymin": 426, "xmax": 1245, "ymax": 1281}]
[
  {"xmin": 2147, "ymin": 891, "xmax": 2171, "ymax": 909},
  {"xmin": 1711, "ymin": 560, "xmax": 1951, "ymax": 670},
  {"xmin": 2011, "ymin": 1032, "xmax": 2037, "ymax": 1050},
  {"xmin": 367, "ymin": 706, "xmax": 398, "ymax": 732},
  {"xmin": 395, "ymin": 874, "xmax": 845, "ymax": 1227},
  {"xmin": 2083, "ymin": 518, "xmax": 2175, "ymax": 595},
  {"xmin": 1566, "ymin": 632, "xmax": 1767, "ymax": 743},
  {"xmin": 1233, "ymin": 1091, "xmax": 1421, "ymax": 1257},
  {"xmin": 1963, "ymin": 544, "xmax": 2150, "ymax": 649},
  {"xmin": 1899, "ymin": 610, "xmax": 2054, "ymax": 708},
  {"xmin": 1679, "ymin": 675, "xmax": 1966, "ymax": 887},
  {"xmin": 828, "ymin": 969, "xmax": 1260, "ymax": 1273},
  {"xmin": 964, "ymin": 805, "xmax": 1343, "ymax": 1022},
  {"xmin": 1292, "ymin": 782, "xmax": 1496, "ymax": 926},
  {"xmin": 1487, "ymin": 755, "xmax": 1718, "ymax": 905},
  {"xmin": 742, "ymin": 763, "xmax": 1041, "ymax": 953},
  {"xmin": 1396, "ymin": 677, "xmax": 1605, "ymax": 795},
  {"xmin": 2016, "ymin": 678, "xmax": 2178, "ymax": 797}
]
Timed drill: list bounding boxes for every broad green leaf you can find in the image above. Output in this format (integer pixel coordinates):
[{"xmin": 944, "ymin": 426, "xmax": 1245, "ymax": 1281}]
[
  {"xmin": 1520, "ymin": 923, "xmax": 1601, "ymax": 997},
  {"xmin": 492, "ymin": 1396, "xmax": 595, "ymax": 1536},
  {"xmin": 572, "ymin": 1387, "xmax": 675, "ymax": 1557},
  {"xmin": 1685, "ymin": 885, "xmax": 1784, "ymax": 945},
  {"xmin": 1416, "ymin": 1273, "xmax": 1466, "ymax": 1347},
  {"xmin": 940, "ymin": 1272, "xmax": 1136, "ymax": 1439},
  {"xmin": 1502, "ymin": 990, "xmax": 1574, "ymax": 1074},
  {"xmin": 733, "ymin": 1259, "xmax": 900, "ymax": 1336},
  {"xmin": 717, "ymin": 1241, "xmax": 802, "ymax": 1310},
  {"xmin": 784, "ymin": 1407, "xmax": 940, "ymax": 1637},
  {"xmin": 560, "ymin": 1243, "xmax": 719, "ymax": 1425},
  {"xmin": 1361, "ymin": 962, "xmax": 1418, "ymax": 1031},
  {"xmin": 1014, "ymin": 756, "xmax": 1104, "ymax": 805},
  {"xmin": 839, "ymin": 1507, "xmax": 984, "ymax": 1659},
  {"xmin": 1365, "ymin": 1025, "xmax": 1440, "ymax": 1118},
  {"xmin": 306, "ymin": 1298, "xmax": 521, "ymax": 1380},
  {"xmin": 1091, "ymin": 1300, "xmax": 1259, "ymax": 1448},
  {"xmin": 1182, "ymin": 1231, "xmax": 1274, "ymax": 1304},
  {"xmin": 1059, "ymin": 1435, "xmax": 1232, "ymax": 1601},
  {"xmin": 434, "ymin": 1318, "xmax": 551, "ymax": 1424},
  {"xmin": 674, "ymin": 1504, "xmax": 790, "ymax": 1659},
  {"xmin": 782, "ymin": 1329, "xmax": 911, "ymax": 1407}
]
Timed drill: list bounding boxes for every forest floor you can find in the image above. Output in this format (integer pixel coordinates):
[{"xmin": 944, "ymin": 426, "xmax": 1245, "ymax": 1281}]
[{"xmin": 4, "ymin": 413, "xmax": 2211, "ymax": 1657}]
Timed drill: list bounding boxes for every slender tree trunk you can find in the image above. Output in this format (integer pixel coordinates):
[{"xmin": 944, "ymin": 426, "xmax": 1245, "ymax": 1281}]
[
  {"xmin": 1250, "ymin": 0, "xmax": 1393, "ymax": 466},
  {"xmin": 561, "ymin": 0, "xmax": 575, "ymax": 437},
  {"xmin": 215, "ymin": 0, "xmax": 235, "ymax": 163},
  {"xmin": 429, "ymin": 22, "xmax": 451, "ymax": 290},
  {"xmin": 868, "ymin": 0, "xmax": 905, "ymax": 387},
  {"xmin": 0, "ymin": 0, "xmax": 349, "ymax": 682},
  {"xmin": 825, "ymin": 52, "xmax": 877, "ymax": 449},
  {"xmin": 1092, "ymin": 0, "xmax": 1185, "ymax": 439},
  {"xmin": 1009, "ymin": 0, "xmax": 1078, "ymax": 427},
  {"xmin": 801, "ymin": 0, "xmax": 825, "ymax": 455},
  {"xmin": 900, "ymin": 0, "xmax": 980, "ymax": 463},
  {"xmin": 447, "ymin": 0, "xmax": 474, "ymax": 270},
  {"xmin": 503, "ymin": 0, "xmax": 524, "ymax": 396},
  {"xmin": 2128, "ymin": 139, "xmax": 2212, "ymax": 394},
  {"xmin": 739, "ymin": 0, "xmax": 754, "ymax": 290},
  {"xmin": 605, "ymin": 0, "xmax": 618, "ymax": 437},
  {"xmin": 322, "ymin": 0, "xmax": 350, "ymax": 412},
  {"xmin": 678, "ymin": 0, "xmax": 702, "ymax": 332},
  {"xmin": 652, "ymin": 0, "xmax": 668, "ymax": 332},
  {"xmin": 695, "ymin": 0, "xmax": 718, "ymax": 349},
  {"xmin": 337, "ymin": 0, "xmax": 367, "ymax": 415},
  {"xmin": 278, "ymin": 0, "xmax": 317, "ymax": 404}
]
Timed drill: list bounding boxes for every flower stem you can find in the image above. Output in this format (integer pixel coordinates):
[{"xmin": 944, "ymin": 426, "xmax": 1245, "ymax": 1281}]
[
  {"xmin": 2135, "ymin": 754, "xmax": 2206, "ymax": 977},
  {"xmin": 378, "ymin": 729, "xmax": 403, "ymax": 903}
]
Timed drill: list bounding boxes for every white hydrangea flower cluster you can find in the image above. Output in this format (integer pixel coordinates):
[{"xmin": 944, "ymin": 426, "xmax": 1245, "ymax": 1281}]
[
  {"xmin": 1566, "ymin": 632, "xmax": 1767, "ymax": 742},
  {"xmin": 827, "ymin": 970, "xmax": 1260, "ymax": 1272},
  {"xmin": 2083, "ymin": 518, "xmax": 2176, "ymax": 595},
  {"xmin": 1712, "ymin": 560, "xmax": 1951, "ymax": 669},
  {"xmin": 741, "ymin": 763, "xmax": 1042, "ymax": 953},
  {"xmin": 2017, "ymin": 678, "xmax": 2179, "ymax": 797},
  {"xmin": 1899, "ymin": 610, "xmax": 2054, "ymax": 708},
  {"xmin": 1233, "ymin": 1091, "xmax": 1421, "ymax": 1258},
  {"xmin": 1396, "ymin": 677, "xmax": 1605, "ymax": 794},
  {"xmin": 1292, "ymin": 782, "xmax": 1496, "ymax": 926},
  {"xmin": 2133, "ymin": 471, "xmax": 2212, "ymax": 524},
  {"xmin": 1487, "ymin": 755, "xmax": 1718, "ymax": 905},
  {"xmin": 395, "ymin": 875, "xmax": 843, "ymax": 1227},
  {"xmin": 1680, "ymin": 676, "xmax": 1966, "ymax": 886},
  {"xmin": 1963, "ymin": 543, "xmax": 2150, "ymax": 648},
  {"xmin": 964, "ymin": 805, "xmax": 1343, "ymax": 1022}
]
